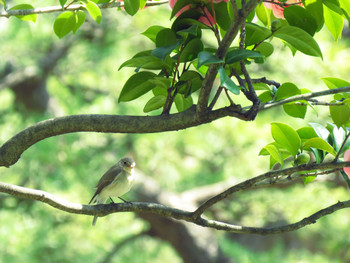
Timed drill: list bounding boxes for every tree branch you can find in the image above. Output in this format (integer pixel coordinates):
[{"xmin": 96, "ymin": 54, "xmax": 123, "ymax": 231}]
[
  {"xmin": 0, "ymin": 1, "xmax": 168, "ymax": 18},
  {"xmin": 1, "ymin": 161, "xmax": 350, "ymax": 235},
  {"xmin": 259, "ymin": 86, "xmax": 350, "ymax": 111},
  {"xmin": 192, "ymin": 161, "xmax": 350, "ymax": 218},
  {"xmin": 196, "ymin": 0, "xmax": 261, "ymax": 118}
]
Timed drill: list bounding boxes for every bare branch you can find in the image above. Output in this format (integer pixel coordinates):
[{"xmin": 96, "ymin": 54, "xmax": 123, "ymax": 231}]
[
  {"xmin": 1, "ymin": 162, "xmax": 350, "ymax": 235},
  {"xmin": 199, "ymin": 199, "xmax": 350, "ymax": 234},
  {"xmin": 0, "ymin": 1, "xmax": 168, "ymax": 18},
  {"xmin": 0, "ymin": 105, "xmax": 251, "ymax": 168},
  {"xmin": 193, "ymin": 161, "xmax": 350, "ymax": 218}
]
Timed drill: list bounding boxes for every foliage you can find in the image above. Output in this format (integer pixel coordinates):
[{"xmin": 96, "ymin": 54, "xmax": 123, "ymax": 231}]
[{"xmin": 1, "ymin": 0, "xmax": 350, "ymax": 262}]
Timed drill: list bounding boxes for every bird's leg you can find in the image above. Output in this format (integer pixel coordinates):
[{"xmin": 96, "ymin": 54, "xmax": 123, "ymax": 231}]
[
  {"xmin": 119, "ymin": 197, "xmax": 131, "ymax": 204},
  {"xmin": 109, "ymin": 197, "xmax": 116, "ymax": 204}
]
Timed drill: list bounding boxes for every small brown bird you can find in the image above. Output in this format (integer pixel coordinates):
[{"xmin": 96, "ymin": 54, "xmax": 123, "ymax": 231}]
[{"xmin": 89, "ymin": 157, "xmax": 135, "ymax": 226}]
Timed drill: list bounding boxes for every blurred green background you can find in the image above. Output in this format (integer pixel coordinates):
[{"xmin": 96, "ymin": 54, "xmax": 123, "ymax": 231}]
[{"xmin": 1, "ymin": 1, "xmax": 350, "ymax": 262}]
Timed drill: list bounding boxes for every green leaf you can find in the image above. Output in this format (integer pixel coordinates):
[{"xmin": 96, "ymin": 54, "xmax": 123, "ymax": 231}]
[
  {"xmin": 174, "ymin": 94, "xmax": 193, "ymax": 112},
  {"xmin": 339, "ymin": 0, "xmax": 350, "ymax": 22},
  {"xmin": 156, "ymin": 28, "xmax": 177, "ymax": 47},
  {"xmin": 284, "ymin": 5, "xmax": 318, "ymax": 36},
  {"xmin": 143, "ymin": 95, "xmax": 166, "ymax": 113},
  {"xmin": 302, "ymin": 137, "xmax": 337, "ymax": 156},
  {"xmin": 214, "ymin": 1, "xmax": 231, "ymax": 30},
  {"xmin": 73, "ymin": 10, "xmax": 86, "ymax": 34},
  {"xmin": 321, "ymin": 77, "xmax": 350, "ymax": 89},
  {"xmin": 329, "ymin": 102, "xmax": 350, "ymax": 127},
  {"xmin": 302, "ymin": 175, "xmax": 317, "ymax": 185},
  {"xmin": 59, "ymin": 0, "xmax": 68, "ymax": 8},
  {"xmin": 177, "ymin": 24, "xmax": 201, "ymax": 37},
  {"xmin": 309, "ymin": 122, "xmax": 330, "ymax": 140},
  {"xmin": 178, "ymin": 70, "xmax": 203, "ymax": 95},
  {"xmin": 53, "ymin": 11, "xmax": 76, "ymax": 39},
  {"xmin": 152, "ymin": 87, "xmax": 168, "ymax": 96},
  {"xmin": 197, "ymin": 51, "xmax": 223, "ymax": 68},
  {"xmin": 304, "ymin": 0, "xmax": 324, "ymax": 31},
  {"xmin": 332, "ymin": 126, "xmax": 345, "ymax": 152},
  {"xmin": 9, "ymin": 4, "xmax": 37, "ymax": 22},
  {"xmin": 218, "ymin": 66, "xmax": 240, "ymax": 95},
  {"xmin": 253, "ymin": 83, "xmax": 270, "ymax": 91},
  {"xmin": 152, "ymin": 41, "xmax": 181, "ymax": 61},
  {"xmin": 259, "ymin": 91, "xmax": 273, "ymax": 103},
  {"xmin": 254, "ymin": 42, "xmax": 274, "ymax": 57},
  {"xmin": 149, "ymin": 77, "xmax": 172, "ymax": 90},
  {"xmin": 118, "ymin": 71, "xmax": 157, "ymax": 102},
  {"xmin": 179, "ymin": 38, "xmax": 203, "ymax": 62},
  {"xmin": 323, "ymin": 0, "xmax": 344, "ymax": 41},
  {"xmin": 141, "ymin": 25, "xmax": 166, "ymax": 43},
  {"xmin": 225, "ymin": 49, "xmax": 264, "ymax": 64},
  {"xmin": 283, "ymin": 102, "xmax": 307, "ymax": 119},
  {"xmin": 124, "ymin": 0, "xmax": 140, "ymax": 16},
  {"xmin": 245, "ymin": 23, "xmax": 272, "ymax": 46},
  {"xmin": 171, "ymin": 0, "xmax": 189, "ymax": 19},
  {"xmin": 256, "ymin": 2, "xmax": 273, "ymax": 26},
  {"xmin": 119, "ymin": 50, "xmax": 172, "ymax": 71},
  {"xmin": 271, "ymin": 122, "xmax": 301, "ymax": 156},
  {"xmin": 85, "ymin": 0, "xmax": 102, "ymax": 24},
  {"xmin": 297, "ymin": 127, "xmax": 318, "ymax": 140},
  {"xmin": 273, "ymin": 25, "xmax": 323, "ymax": 58},
  {"xmin": 138, "ymin": 0, "xmax": 146, "ymax": 9},
  {"xmin": 274, "ymin": 82, "xmax": 300, "ymax": 101},
  {"xmin": 259, "ymin": 144, "xmax": 284, "ymax": 166}
]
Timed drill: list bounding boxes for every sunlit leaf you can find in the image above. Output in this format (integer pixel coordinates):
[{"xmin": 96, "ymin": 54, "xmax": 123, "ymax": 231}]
[
  {"xmin": 73, "ymin": 10, "xmax": 86, "ymax": 34},
  {"xmin": 329, "ymin": 102, "xmax": 350, "ymax": 127},
  {"xmin": 271, "ymin": 122, "xmax": 301, "ymax": 156},
  {"xmin": 141, "ymin": 25, "xmax": 166, "ymax": 43},
  {"xmin": 283, "ymin": 102, "xmax": 307, "ymax": 119},
  {"xmin": 284, "ymin": 5, "xmax": 318, "ymax": 36},
  {"xmin": 124, "ymin": 0, "xmax": 140, "ymax": 16},
  {"xmin": 323, "ymin": 0, "xmax": 343, "ymax": 41},
  {"xmin": 274, "ymin": 82, "xmax": 300, "ymax": 101},
  {"xmin": 53, "ymin": 11, "xmax": 76, "ymax": 38},
  {"xmin": 302, "ymin": 137, "xmax": 337, "ymax": 156},
  {"xmin": 273, "ymin": 25, "xmax": 323, "ymax": 58},
  {"xmin": 9, "ymin": 4, "xmax": 37, "ymax": 23},
  {"xmin": 309, "ymin": 122, "xmax": 330, "ymax": 140},
  {"xmin": 85, "ymin": 0, "xmax": 102, "ymax": 24},
  {"xmin": 259, "ymin": 144, "xmax": 284, "ymax": 166},
  {"xmin": 143, "ymin": 95, "xmax": 166, "ymax": 113}
]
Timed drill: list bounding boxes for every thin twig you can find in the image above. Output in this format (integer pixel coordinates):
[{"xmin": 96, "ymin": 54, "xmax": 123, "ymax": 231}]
[
  {"xmin": 193, "ymin": 160, "xmax": 350, "ymax": 218},
  {"xmin": 333, "ymin": 131, "xmax": 350, "ymax": 162},
  {"xmin": 259, "ymin": 86, "xmax": 350, "ymax": 111},
  {"xmin": 208, "ymin": 87, "xmax": 224, "ymax": 110},
  {"xmin": 0, "ymin": 1, "xmax": 168, "ymax": 17}
]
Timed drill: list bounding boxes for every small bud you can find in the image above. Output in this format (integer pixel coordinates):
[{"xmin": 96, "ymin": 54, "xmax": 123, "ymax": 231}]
[
  {"xmin": 294, "ymin": 153, "xmax": 310, "ymax": 165},
  {"xmin": 271, "ymin": 20, "xmax": 283, "ymax": 32}
]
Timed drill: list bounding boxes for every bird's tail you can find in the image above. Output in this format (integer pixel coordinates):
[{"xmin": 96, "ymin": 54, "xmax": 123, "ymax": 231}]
[{"xmin": 90, "ymin": 196, "xmax": 108, "ymax": 226}]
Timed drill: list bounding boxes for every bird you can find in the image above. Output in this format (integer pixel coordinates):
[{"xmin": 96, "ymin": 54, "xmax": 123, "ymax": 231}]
[{"xmin": 89, "ymin": 157, "xmax": 135, "ymax": 226}]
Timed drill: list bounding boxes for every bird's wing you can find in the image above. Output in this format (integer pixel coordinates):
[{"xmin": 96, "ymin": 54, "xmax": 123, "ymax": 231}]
[{"xmin": 88, "ymin": 165, "xmax": 122, "ymax": 204}]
